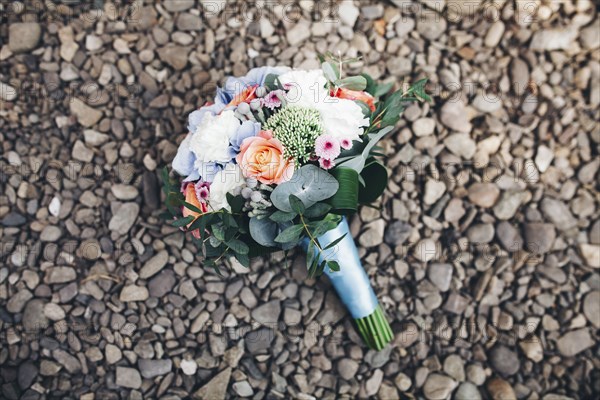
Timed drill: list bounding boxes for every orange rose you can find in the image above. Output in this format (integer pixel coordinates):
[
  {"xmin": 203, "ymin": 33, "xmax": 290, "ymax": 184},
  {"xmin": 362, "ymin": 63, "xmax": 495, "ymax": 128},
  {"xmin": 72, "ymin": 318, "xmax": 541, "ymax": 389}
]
[
  {"xmin": 236, "ymin": 130, "xmax": 294, "ymax": 185},
  {"xmin": 228, "ymin": 85, "xmax": 258, "ymax": 107},
  {"xmin": 331, "ymin": 88, "xmax": 376, "ymax": 112},
  {"xmin": 182, "ymin": 183, "xmax": 208, "ymax": 239}
]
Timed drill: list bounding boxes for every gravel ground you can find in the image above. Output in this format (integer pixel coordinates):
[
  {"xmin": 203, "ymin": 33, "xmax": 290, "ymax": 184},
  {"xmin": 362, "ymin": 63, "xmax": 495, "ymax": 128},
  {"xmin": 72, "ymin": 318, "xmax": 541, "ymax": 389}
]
[{"xmin": 1, "ymin": 0, "xmax": 599, "ymax": 399}]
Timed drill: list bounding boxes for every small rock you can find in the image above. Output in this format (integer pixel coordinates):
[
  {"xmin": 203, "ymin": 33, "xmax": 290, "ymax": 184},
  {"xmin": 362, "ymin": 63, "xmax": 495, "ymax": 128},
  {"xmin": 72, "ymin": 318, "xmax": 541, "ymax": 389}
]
[
  {"xmin": 163, "ymin": 0, "xmax": 194, "ymax": 11},
  {"xmin": 53, "ymin": 349, "xmax": 81, "ymax": 374},
  {"xmin": 530, "ymin": 27, "xmax": 578, "ymax": 51},
  {"xmin": 338, "ymin": 1, "xmax": 359, "ymax": 27},
  {"xmin": 384, "ymin": 221, "xmax": 412, "ymax": 246},
  {"xmin": 108, "ymin": 202, "xmax": 139, "ymax": 235},
  {"xmin": 70, "ymin": 98, "xmax": 103, "ymax": 128},
  {"xmin": 286, "ymin": 19, "xmax": 311, "ymax": 46},
  {"xmin": 260, "ymin": 18, "xmax": 275, "ymax": 38},
  {"xmin": 444, "ymin": 293, "xmax": 469, "ymax": 314},
  {"xmin": 40, "ymin": 225, "xmax": 62, "ymax": 242},
  {"xmin": 115, "ymin": 367, "xmax": 142, "ymax": 389},
  {"xmin": 359, "ymin": 219, "xmax": 385, "ymax": 247},
  {"xmin": 395, "ymin": 373, "xmax": 412, "ymax": 391},
  {"xmin": 444, "ymin": 354, "xmax": 465, "ymax": 381},
  {"xmin": 423, "ymin": 373, "xmax": 457, "ymax": 400},
  {"xmin": 43, "ymin": 303, "xmax": 65, "ymax": 321},
  {"xmin": 444, "ymin": 133, "xmax": 476, "ymax": 159},
  {"xmin": 484, "ymin": 21, "xmax": 505, "ymax": 47},
  {"xmin": 23, "ymin": 299, "xmax": 48, "ymax": 331},
  {"xmin": 413, "ymin": 238, "xmax": 439, "ymax": 262},
  {"xmin": 468, "ymin": 183, "xmax": 500, "ymax": 208},
  {"xmin": 111, "ymin": 184, "xmax": 139, "ymax": 200},
  {"xmin": 232, "ymin": 381, "xmax": 254, "ymax": 397},
  {"xmin": 176, "ymin": 13, "xmax": 202, "ymax": 31},
  {"xmin": 556, "ymin": 329, "xmax": 594, "ymax": 356},
  {"xmin": 455, "ymin": 382, "xmax": 482, "ymax": 400},
  {"xmin": 9, "ymin": 23, "xmax": 41, "ymax": 53},
  {"xmin": 510, "ymin": 58, "xmax": 530, "ymax": 96},
  {"xmin": 466, "ymin": 364, "xmax": 486, "ymax": 386},
  {"xmin": 583, "ymin": 291, "xmax": 600, "ymax": 328},
  {"xmin": 157, "ymin": 45, "xmax": 190, "ymax": 70},
  {"xmin": 519, "ymin": 337, "xmax": 544, "ymax": 362},
  {"xmin": 365, "ymin": 369, "xmax": 384, "ymax": 397},
  {"xmin": 440, "ymin": 101, "xmax": 472, "ymax": 133},
  {"xmin": 72, "ymin": 140, "xmax": 94, "ymax": 163},
  {"xmin": 337, "ymin": 359, "xmax": 359, "ymax": 381},
  {"xmin": 45, "ymin": 267, "xmax": 76, "ymax": 284},
  {"xmin": 579, "ymin": 244, "xmax": 600, "ymax": 268},
  {"xmin": 48, "ymin": 197, "xmax": 61, "ymax": 217},
  {"xmin": 489, "ymin": 345, "xmax": 520, "ymax": 376},
  {"xmin": 251, "ymin": 300, "xmax": 281, "ymax": 324},
  {"xmin": 487, "ymin": 378, "xmax": 516, "ymax": 400},
  {"xmin": 524, "ymin": 223, "xmax": 556, "ymax": 254},
  {"xmin": 105, "ymin": 344, "xmax": 122, "ymax": 364},
  {"xmin": 192, "ymin": 367, "xmax": 232, "ymax": 400},
  {"xmin": 496, "ymin": 221, "xmax": 523, "ymax": 251},
  {"xmin": 2, "ymin": 212, "xmax": 26, "ymax": 227},
  {"xmin": 428, "ymin": 263, "xmax": 453, "ymax": 292},
  {"xmin": 181, "ymin": 359, "xmax": 198, "ymax": 376},
  {"xmin": 0, "ymin": 82, "xmax": 17, "ymax": 102},
  {"xmin": 120, "ymin": 285, "xmax": 149, "ymax": 302},
  {"xmin": 417, "ymin": 13, "xmax": 447, "ymax": 41},
  {"xmin": 493, "ymin": 191, "xmax": 526, "ymax": 220},
  {"xmin": 85, "ymin": 35, "xmax": 103, "ymax": 51},
  {"xmin": 467, "ymin": 224, "xmax": 495, "ymax": 244},
  {"xmin": 535, "ymin": 145, "xmax": 554, "ymax": 173},
  {"xmin": 138, "ymin": 359, "xmax": 172, "ymax": 379},
  {"xmin": 412, "ymin": 118, "xmax": 436, "ymax": 136},
  {"xmin": 18, "ymin": 361, "xmax": 38, "ymax": 390},
  {"xmin": 148, "ymin": 270, "xmax": 176, "ymax": 298},
  {"xmin": 424, "ymin": 179, "xmax": 446, "ymax": 205},
  {"xmin": 387, "ymin": 57, "xmax": 412, "ymax": 76}
]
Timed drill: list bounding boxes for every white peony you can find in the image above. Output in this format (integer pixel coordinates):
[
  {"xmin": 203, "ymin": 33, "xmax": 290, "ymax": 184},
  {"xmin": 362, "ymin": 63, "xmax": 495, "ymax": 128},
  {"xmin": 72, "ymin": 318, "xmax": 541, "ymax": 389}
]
[
  {"xmin": 208, "ymin": 164, "xmax": 245, "ymax": 212},
  {"xmin": 278, "ymin": 69, "xmax": 370, "ymax": 142},
  {"xmin": 189, "ymin": 110, "xmax": 240, "ymax": 164}
]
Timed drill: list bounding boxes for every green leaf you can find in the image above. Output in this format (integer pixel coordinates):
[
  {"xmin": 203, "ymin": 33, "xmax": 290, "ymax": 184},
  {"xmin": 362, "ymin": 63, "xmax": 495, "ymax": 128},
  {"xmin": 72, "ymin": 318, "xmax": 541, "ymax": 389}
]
[
  {"xmin": 289, "ymin": 194, "xmax": 306, "ymax": 214},
  {"xmin": 183, "ymin": 201, "xmax": 203, "ymax": 214},
  {"xmin": 322, "ymin": 61, "xmax": 339, "ymax": 82},
  {"xmin": 335, "ymin": 76, "xmax": 367, "ymax": 91},
  {"xmin": 226, "ymin": 193, "xmax": 244, "ymax": 213},
  {"xmin": 212, "ymin": 224, "xmax": 225, "ymax": 241},
  {"xmin": 329, "ymin": 167, "xmax": 359, "ymax": 214},
  {"xmin": 226, "ymin": 239, "xmax": 249, "ymax": 255},
  {"xmin": 375, "ymin": 81, "xmax": 394, "ymax": 98},
  {"xmin": 270, "ymin": 210, "xmax": 297, "ymax": 223},
  {"xmin": 304, "ymin": 203, "xmax": 332, "ymax": 219},
  {"xmin": 271, "ymin": 165, "xmax": 339, "ymax": 212},
  {"xmin": 327, "ymin": 260, "xmax": 340, "ymax": 272},
  {"xmin": 172, "ymin": 215, "xmax": 194, "ymax": 228},
  {"xmin": 361, "ymin": 73, "xmax": 376, "ymax": 96},
  {"xmin": 249, "ymin": 217, "xmax": 279, "ymax": 247},
  {"xmin": 359, "ymin": 160, "xmax": 388, "ymax": 204},
  {"xmin": 264, "ymin": 74, "xmax": 281, "ymax": 91},
  {"xmin": 235, "ymin": 253, "xmax": 250, "ymax": 268},
  {"xmin": 324, "ymin": 233, "xmax": 347, "ymax": 250},
  {"xmin": 274, "ymin": 224, "xmax": 304, "ymax": 244}
]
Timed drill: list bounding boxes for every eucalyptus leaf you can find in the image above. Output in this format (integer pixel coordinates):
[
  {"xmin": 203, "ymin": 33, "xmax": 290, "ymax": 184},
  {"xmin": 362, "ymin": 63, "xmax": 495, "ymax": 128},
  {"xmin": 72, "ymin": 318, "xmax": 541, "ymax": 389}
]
[
  {"xmin": 249, "ymin": 217, "xmax": 279, "ymax": 247},
  {"xmin": 274, "ymin": 224, "xmax": 304, "ymax": 244},
  {"xmin": 289, "ymin": 195, "xmax": 305, "ymax": 214},
  {"xmin": 271, "ymin": 165, "xmax": 339, "ymax": 212},
  {"xmin": 269, "ymin": 210, "xmax": 297, "ymax": 223},
  {"xmin": 322, "ymin": 62, "xmax": 339, "ymax": 82},
  {"xmin": 335, "ymin": 76, "xmax": 367, "ymax": 91},
  {"xmin": 304, "ymin": 203, "xmax": 332, "ymax": 219}
]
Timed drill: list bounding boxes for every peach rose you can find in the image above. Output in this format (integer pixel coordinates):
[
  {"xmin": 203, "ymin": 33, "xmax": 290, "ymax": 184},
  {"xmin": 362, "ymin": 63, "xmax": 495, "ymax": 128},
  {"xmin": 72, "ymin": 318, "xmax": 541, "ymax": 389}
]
[
  {"xmin": 182, "ymin": 183, "xmax": 208, "ymax": 239},
  {"xmin": 236, "ymin": 130, "xmax": 294, "ymax": 185},
  {"xmin": 227, "ymin": 85, "xmax": 258, "ymax": 107},
  {"xmin": 331, "ymin": 87, "xmax": 376, "ymax": 112}
]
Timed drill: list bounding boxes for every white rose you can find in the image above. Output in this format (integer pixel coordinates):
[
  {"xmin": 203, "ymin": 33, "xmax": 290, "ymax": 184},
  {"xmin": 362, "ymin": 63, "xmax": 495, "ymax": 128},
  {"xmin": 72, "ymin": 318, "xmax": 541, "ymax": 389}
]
[
  {"xmin": 278, "ymin": 69, "xmax": 329, "ymax": 108},
  {"xmin": 318, "ymin": 99, "xmax": 370, "ymax": 142},
  {"xmin": 208, "ymin": 164, "xmax": 245, "ymax": 212},
  {"xmin": 189, "ymin": 110, "xmax": 240, "ymax": 164}
]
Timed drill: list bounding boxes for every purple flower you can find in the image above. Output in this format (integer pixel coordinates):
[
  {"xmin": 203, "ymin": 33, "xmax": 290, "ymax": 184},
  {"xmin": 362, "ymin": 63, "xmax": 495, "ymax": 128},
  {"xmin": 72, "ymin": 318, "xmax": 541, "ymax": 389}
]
[{"xmin": 263, "ymin": 90, "xmax": 285, "ymax": 110}]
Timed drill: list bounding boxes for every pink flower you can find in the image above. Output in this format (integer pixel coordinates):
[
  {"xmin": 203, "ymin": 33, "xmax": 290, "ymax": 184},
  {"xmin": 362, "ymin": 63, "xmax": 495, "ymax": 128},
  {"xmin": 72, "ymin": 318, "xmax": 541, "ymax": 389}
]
[
  {"xmin": 340, "ymin": 138, "xmax": 353, "ymax": 150},
  {"xmin": 194, "ymin": 181, "xmax": 210, "ymax": 203},
  {"xmin": 263, "ymin": 90, "xmax": 284, "ymax": 110},
  {"xmin": 319, "ymin": 158, "xmax": 335, "ymax": 170},
  {"xmin": 315, "ymin": 134, "xmax": 341, "ymax": 160}
]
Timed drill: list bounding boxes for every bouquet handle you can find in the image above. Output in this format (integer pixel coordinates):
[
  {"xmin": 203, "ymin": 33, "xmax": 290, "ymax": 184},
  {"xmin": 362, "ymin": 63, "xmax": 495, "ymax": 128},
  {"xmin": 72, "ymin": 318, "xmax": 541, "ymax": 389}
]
[{"xmin": 302, "ymin": 218, "xmax": 393, "ymax": 350}]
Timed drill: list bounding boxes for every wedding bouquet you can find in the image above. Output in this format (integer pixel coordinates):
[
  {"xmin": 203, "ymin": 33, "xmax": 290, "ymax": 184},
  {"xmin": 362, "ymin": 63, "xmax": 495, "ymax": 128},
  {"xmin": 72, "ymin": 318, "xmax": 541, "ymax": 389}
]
[{"xmin": 162, "ymin": 55, "xmax": 429, "ymax": 350}]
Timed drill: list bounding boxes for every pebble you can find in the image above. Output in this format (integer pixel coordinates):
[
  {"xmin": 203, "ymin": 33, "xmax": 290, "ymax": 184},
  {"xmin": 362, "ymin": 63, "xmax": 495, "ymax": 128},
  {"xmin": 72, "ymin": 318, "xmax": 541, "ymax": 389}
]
[
  {"xmin": 286, "ymin": 19, "xmax": 311, "ymax": 46},
  {"xmin": 412, "ymin": 118, "xmax": 436, "ymax": 136},
  {"xmin": 540, "ymin": 198, "xmax": 577, "ymax": 231},
  {"xmin": 9, "ymin": 23, "xmax": 41, "ymax": 53},
  {"xmin": 0, "ymin": 82, "xmax": 17, "ymax": 101},
  {"xmin": 148, "ymin": 270, "xmax": 176, "ymax": 298},
  {"xmin": 138, "ymin": 359, "xmax": 172, "ymax": 379},
  {"xmin": 487, "ymin": 378, "xmax": 516, "ymax": 400},
  {"xmin": 108, "ymin": 202, "xmax": 139, "ymax": 235},
  {"xmin": 23, "ymin": 299, "xmax": 48, "ymax": 331},
  {"xmin": 578, "ymin": 244, "xmax": 600, "ymax": 268},
  {"xmin": 414, "ymin": 238, "xmax": 439, "ymax": 262},
  {"xmin": 466, "ymin": 364, "xmax": 486, "ymax": 386},
  {"xmin": 337, "ymin": 359, "xmax": 359, "ymax": 381},
  {"xmin": 40, "ymin": 225, "xmax": 62, "ymax": 242},
  {"xmin": 424, "ymin": 179, "xmax": 446, "ymax": 205},
  {"xmin": 417, "ymin": 13, "xmax": 447, "ymax": 41},
  {"xmin": 53, "ymin": 349, "xmax": 81, "ymax": 374},
  {"xmin": 510, "ymin": 58, "xmax": 530, "ymax": 96},
  {"xmin": 493, "ymin": 191, "xmax": 526, "ymax": 220},
  {"xmin": 251, "ymin": 300, "xmax": 280, "ymax": 324},
  {"xmin": 455, "ymin": 382, "xmax": 482, "ymax": 400},
  {"xmin": 519, "ymin": 337, "xmax": 544, "ymax": 362},
  {"xmin": 583, "ymin": 291, "xmax": 600, "ymax": 327},
  {"xmin": 395, "ymin": 373, "xmax": 412, "ymax": 391},
  {"xmin": 444, "ymin": 355, "xmax": 465, "ymax": 381},
  {"xmin": 440, "ymin": 101, "xmax": 472, "ymax": 133},
  {"xmin": 157, "ymin": 45, "xmax": 190, "ymax": 70},
  {"xmin": 556, "ymin": 329, "xmax": 594, "ymax": 356},
  {"xmin": 105, "ymin": 344, "xmax": 122, "ymax": 364},
  {"xmin": 116, "ymin": 367, "xmax": 142, "ymax": 389},
  {"xmin": 468, "ymin": 183, "xmax": 500, "ymax": 208},
  {"xmin": 45, "ymin": 267, "xmax": 76, "ymax": 284},
  {"xmin": 530, "ymin": 27, "xmax": 578, "ymax": 51},
  {"xmin": 485, "ymin": 21, "xmax": 505, "ymax": 47},
  {"xmin": 120, "ymin": 285, "xmax": 149, "ymax": 302},
  {"xmin": 365, "ymin": 369, "xmax": 383, "ymax": 397},
  {"xmin": 338, "ymin": 1, "xmax": 359, "ymax": 27},
  {"xmin": 232, "ymin": 381, "xmax": 254, "ymax": 397},
  {"xmin": 359, "ymin": 219, "xmax": 385, "ymax": 247},
  {"xmin": 444, "ymin": 133, "xmax": 476, "ymax": 159},
  {"xmin": 384, "ymin": 221, "xmax": 412, "ymax": 246},
  {"xmin": 181, "ymin": 359, "xmax": 198, "ymax": 376},
  {"xmin": 427, "ymin": 263, "xmax": 453, "ymax": 292},
  {"xmin": 524, "ymin": 223, "xmax": 556, "ymax": 254},
  {"xmin": 192, "ymin": 367, "xmax": 231, "ymax": 400},
  {"xmin": 423, "ymin": 373, "xmax": 457, "ymax": 400},
  {"xmin": 70, "ymin": 99, "xmax": 103, "ymax": 128},
  {"xmin": 535, "ymin": 145, "xmax": 554, "ymax": 173},
  {"xmin": 43, "ymin": 303, "xmax": 65, "ymax": 321},
  {"xmin": 467, "ymin": 223, "xmax": 495, "ymax": 244},
  {"xmin": 489, "ymin": 345, "xmax": 520, "ymax": 376}
]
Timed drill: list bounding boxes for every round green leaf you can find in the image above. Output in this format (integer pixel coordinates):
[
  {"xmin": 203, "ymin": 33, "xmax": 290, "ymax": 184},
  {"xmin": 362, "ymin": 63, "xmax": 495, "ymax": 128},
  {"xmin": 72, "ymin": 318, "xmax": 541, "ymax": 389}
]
[{"xmin": 271, "ymin": 165, "xmax": 339, "ymax": 212}]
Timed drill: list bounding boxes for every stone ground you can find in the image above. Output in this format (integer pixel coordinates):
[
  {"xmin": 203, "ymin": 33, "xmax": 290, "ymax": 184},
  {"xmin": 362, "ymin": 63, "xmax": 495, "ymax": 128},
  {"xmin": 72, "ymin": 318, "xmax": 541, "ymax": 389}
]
[{"xmin": 1, "ymin": 0, "xmax": 599, "ymax": 399}]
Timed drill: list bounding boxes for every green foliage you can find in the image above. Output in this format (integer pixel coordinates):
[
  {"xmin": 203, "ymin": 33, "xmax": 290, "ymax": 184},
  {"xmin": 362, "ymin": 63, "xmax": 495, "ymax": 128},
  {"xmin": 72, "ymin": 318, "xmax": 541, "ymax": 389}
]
[{"xmin": 270, "ymin": 165, "xmax": 339, "ymax": 212}]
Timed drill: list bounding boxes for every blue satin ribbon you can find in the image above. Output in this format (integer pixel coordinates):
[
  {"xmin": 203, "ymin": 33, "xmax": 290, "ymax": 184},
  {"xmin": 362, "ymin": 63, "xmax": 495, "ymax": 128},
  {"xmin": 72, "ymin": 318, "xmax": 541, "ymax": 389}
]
[{"xmin": 302, "ymin": 217, "xmax": 379, "ymax": 319}]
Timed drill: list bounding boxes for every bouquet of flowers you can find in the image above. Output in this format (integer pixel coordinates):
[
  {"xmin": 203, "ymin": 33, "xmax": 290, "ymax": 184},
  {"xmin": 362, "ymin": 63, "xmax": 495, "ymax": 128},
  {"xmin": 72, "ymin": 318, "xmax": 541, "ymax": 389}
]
[{"xmin": 163, "ymin": 54, "xmax": 429, "ymax": 350}]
